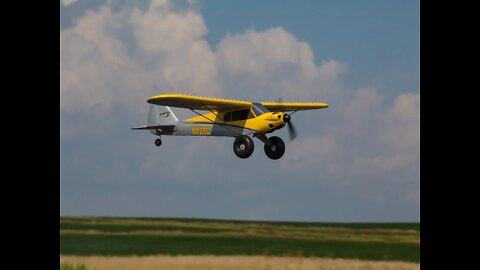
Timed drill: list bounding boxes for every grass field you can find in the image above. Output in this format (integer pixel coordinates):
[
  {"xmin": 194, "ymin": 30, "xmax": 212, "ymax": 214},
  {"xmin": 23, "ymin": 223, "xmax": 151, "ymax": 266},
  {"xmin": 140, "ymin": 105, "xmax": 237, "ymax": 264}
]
[
  {"xmin": 60, "ymin": 217, "xmax": 420, "ymax": 263},
  {"xmin": 60, "ymin": 262, "xmax": 86, "ymax": 270}
]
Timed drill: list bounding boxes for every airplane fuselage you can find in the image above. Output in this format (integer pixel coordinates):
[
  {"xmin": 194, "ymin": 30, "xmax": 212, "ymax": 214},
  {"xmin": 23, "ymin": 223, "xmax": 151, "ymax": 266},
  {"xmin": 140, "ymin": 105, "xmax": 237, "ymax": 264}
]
[{"xmin": 155, "ymin": 111, "xmax": 287, "ymax": 137}]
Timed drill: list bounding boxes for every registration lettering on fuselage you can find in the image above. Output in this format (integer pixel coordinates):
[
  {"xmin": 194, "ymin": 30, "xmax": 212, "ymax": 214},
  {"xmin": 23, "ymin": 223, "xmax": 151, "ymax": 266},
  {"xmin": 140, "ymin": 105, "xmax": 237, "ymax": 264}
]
[{"xmin": 192, "ymin": 128, "xmax": 211, "ymax": 135}]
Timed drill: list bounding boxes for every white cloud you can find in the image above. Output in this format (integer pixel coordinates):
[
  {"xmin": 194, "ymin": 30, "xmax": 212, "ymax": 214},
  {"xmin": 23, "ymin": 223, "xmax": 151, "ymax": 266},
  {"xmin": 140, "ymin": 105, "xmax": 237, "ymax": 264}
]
[
  {"xmin": 382, "ymin": 93, "xmax": 420, "ymax": 149},
  {"xmin": 342, "ymin": 87, "xmax": 384, "ymax": 123},
  {"xmin": 217, "ymin": 28, "xmax": 312, "ymax": 74},
  {"xmin": 216, "ymin": 27, "xmax": 346, "ymax": 101},
  {"xmin": 351, "ymin": 93, "xmax": 419, "ymax": 176},
  {"xmin": 130, "ymin": 3, "xmax": 207, "ymax": 55},
  {"xmin": 61, "ymin": 0, "xmax": 222, "ymax": 119},
  {"xmin": 281, "ymin": 91, "xmax": 419, "ymax": 182},
  {"xmin": 60, "ymin": 4, "xmax": 146, "ymax": 114},
  {"xmin": 129, "ymin": 3, "xmax": 221, "ymax": 97},
  {"xmin": 61, "ymin": 0, "xmax": 78, "ymax": 7},
  {"xmin": 60, "ymin": 0, "xmax": 349, "ymax": 117},
  {"xmin": 281, "ymin": 135, "xmax": 337, "ymax": 172}
]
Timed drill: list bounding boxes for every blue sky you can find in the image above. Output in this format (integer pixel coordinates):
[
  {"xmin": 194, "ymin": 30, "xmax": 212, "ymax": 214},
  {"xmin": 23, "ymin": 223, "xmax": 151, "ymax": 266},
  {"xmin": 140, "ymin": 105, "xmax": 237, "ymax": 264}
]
[{"xmin": 60, "ymin": 0, "xmax": 419, "ymax": 222}]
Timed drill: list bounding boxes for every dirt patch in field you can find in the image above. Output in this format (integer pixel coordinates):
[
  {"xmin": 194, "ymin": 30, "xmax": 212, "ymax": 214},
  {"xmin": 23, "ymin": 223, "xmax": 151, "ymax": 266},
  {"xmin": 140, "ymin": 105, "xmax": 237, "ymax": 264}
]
[{"xmin": 60, "ymin": 255, "xmax": 420, "ymax": 270}]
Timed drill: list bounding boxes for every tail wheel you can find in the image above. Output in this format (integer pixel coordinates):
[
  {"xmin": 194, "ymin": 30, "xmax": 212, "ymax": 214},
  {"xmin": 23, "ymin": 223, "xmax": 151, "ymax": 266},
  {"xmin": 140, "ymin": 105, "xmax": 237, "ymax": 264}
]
[
  {"xmin": 233, "ymin": 135, "xmax": 254, "ymax": 158},
  {"xmin": 264, "ymin": 136, "xmax": 285, "ymax": 160},
  {"xmin": 155, "ymin": 138, "xmax": 162, "ymax": 147}
]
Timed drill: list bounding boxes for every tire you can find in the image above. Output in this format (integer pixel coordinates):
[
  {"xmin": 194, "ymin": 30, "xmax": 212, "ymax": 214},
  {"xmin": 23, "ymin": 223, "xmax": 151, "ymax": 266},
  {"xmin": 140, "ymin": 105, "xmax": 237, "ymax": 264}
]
[
  {"xmin": 233, "ymin": 135, "xmax": 254, "ymax": 158},
  {"xmin": 155, "ymin": 138, "xmax": 162, "ymax": 147},
  {"xmin": 264, "ymin": 136, "xmax": 285, "ymax": 160}
]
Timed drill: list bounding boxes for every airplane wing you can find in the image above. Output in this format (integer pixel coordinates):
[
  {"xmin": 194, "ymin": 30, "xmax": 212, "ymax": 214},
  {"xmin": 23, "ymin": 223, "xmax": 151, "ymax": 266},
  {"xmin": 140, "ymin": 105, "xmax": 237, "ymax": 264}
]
[
  {"xmin": 147, "ymin": 94, "xmax": 252, "ymax": 111},
  {"xmin": 260, "ymin": 101, "xmax": 329, "ymax": 112}
]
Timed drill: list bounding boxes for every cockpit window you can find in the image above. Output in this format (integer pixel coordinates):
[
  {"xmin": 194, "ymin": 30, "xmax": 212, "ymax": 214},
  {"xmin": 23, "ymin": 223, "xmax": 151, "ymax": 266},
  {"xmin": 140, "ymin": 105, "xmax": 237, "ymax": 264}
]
[
  {"xmin": 223, "ymin": 109, "xmax": 255, "ymax": 122},
  {"xmin": 252, "ymin": 103, "xmax": 270, "ymax": 116}
]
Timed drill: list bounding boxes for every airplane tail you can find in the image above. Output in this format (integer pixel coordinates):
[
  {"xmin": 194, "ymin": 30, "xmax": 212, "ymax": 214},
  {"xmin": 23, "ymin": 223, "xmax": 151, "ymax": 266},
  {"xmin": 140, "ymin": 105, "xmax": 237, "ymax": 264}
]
[
  {"xmin": 148, "ymin": 104, "xmax": 179, "ymax": 126},
  {"xmin": 132, "ymin": 105, "xmax": 179, "ymax": 135}
]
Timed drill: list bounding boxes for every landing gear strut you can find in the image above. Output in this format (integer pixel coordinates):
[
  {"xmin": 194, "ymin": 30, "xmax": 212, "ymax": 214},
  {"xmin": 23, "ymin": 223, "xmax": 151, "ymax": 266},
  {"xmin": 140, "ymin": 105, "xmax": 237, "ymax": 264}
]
[
  {"xmin": 233, "ymin": 135, "xmax": 254, "ymax": 158},
  {"xmin": 154, "ymin": 138, "xmax": 162, "ymax": 147}
]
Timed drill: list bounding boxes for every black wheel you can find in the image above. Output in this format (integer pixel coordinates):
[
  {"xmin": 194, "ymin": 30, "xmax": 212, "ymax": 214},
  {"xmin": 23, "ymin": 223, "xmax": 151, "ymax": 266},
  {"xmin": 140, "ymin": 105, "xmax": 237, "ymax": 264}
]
[
  {"xmin": 264, "ymin": 136, "xmax": 285, "ymax": 160},
  {"xmin": 233, "ymin": 135, "xmax": 254, "ymax": 158},
  {"xmin": 155, "ymin": 138, "xmax": 162, "ymax": 147}
]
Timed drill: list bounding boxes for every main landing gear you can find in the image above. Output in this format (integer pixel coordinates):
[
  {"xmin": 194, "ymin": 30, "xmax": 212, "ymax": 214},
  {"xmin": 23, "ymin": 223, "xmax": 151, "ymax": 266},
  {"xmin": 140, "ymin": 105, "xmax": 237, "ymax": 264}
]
[
  {"xmin": 263, "ymin": 136, "xmax": 285, "ymax": 160},
  {"xmin": 154, "ymin": 138, "xmax": 162, "ymax": 147},
  {"xmin": 233, "ymin": 135, "xmax": 285, "ymax": 160},
  {"xmin": 233, "ymin": 135, "xmax": 254, "ymax": 158}
]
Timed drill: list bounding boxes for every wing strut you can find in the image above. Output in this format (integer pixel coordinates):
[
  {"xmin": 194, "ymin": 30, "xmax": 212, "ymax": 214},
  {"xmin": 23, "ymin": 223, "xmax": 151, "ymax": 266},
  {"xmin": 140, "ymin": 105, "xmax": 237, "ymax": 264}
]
[{"xmin": 188, "ymin": 104, "xmax": 242, "ymax": 136}]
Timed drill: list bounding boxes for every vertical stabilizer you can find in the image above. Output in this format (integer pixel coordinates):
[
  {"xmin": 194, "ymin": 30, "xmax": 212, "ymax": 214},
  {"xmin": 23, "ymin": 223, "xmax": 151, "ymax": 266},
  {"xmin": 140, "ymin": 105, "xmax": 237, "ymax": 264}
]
[
  {"xmin": 148, "ymin": 104, "xmax": 178, "ymax": 125},
  {"xmin": 146, "ymin": 105, "xmax": 178, "ymax": 134}
]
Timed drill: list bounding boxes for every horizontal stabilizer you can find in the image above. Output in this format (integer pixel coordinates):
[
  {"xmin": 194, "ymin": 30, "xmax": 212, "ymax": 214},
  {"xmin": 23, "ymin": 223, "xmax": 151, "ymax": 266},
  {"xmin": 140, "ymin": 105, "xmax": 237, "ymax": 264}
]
[{"xmin": 131, "ymin": 125, "xmax": 175, "ymax": 130}]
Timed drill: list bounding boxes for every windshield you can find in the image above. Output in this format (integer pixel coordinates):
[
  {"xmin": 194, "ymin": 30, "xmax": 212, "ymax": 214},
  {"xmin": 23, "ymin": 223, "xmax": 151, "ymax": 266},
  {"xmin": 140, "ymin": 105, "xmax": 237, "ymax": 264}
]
[{"xmin": 251, "ymin": 103, "xmax": 270, "ymax": 116}]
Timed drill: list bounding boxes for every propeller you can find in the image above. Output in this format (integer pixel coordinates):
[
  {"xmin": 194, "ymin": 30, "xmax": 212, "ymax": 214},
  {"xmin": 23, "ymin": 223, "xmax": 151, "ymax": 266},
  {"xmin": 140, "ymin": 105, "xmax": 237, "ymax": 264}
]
[
  {"xmin": 283, "ymin": 113, "xmax": 298, "ymax": 141},
  {"xmin": 276, "ymin": 97, "xmax": 298, "ymax": 141}
]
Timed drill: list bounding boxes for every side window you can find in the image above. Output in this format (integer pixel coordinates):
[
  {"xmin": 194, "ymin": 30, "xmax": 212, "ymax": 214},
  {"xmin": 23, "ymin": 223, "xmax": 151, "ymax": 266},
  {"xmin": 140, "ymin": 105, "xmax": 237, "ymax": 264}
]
[
  {"xmin": 224, "ymin": 109, "xmax": 255, "ymax": 122},
  {"xmin": 223, "ymin": 112, "xmax": 232, "ymax": 122},
  {"xmin": 231, "ymin": 109, "xmax": 254, "ymax": 121},
  {"xmin": 230, "ymin": 110, "xmax": 242, "ymax": 121}
]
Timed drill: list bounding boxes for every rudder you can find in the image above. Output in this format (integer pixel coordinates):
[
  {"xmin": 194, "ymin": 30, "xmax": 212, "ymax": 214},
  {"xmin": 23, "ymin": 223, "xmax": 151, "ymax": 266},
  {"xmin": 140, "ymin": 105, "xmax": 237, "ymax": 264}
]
[{"xmin": 147, "ymin": 105, "xmax": 178, "ymax": 134}]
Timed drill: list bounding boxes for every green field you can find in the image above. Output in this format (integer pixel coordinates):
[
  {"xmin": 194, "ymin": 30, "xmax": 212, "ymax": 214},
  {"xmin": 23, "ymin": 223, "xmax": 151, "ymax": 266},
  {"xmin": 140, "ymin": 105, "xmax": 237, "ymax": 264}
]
[
  {"xmin": 60, "ymin": 262, "xmax": 86, "ymax": 270},
  {"xmin": 60, "ymin": 217, "xmax": 420, "ymax": 262}
]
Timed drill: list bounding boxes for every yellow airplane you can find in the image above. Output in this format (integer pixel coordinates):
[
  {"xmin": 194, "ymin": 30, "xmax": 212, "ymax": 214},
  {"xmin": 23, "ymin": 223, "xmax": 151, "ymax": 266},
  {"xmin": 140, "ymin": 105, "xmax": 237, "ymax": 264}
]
[{"xmin": 132, "ymin": 94, "xmax": 328, "ymax": 160}]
